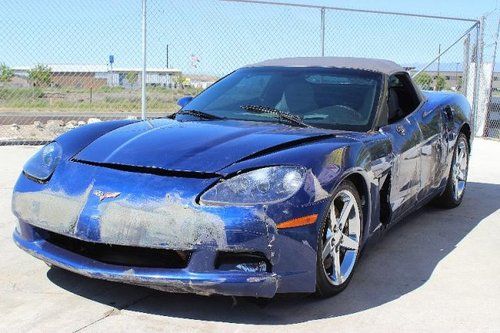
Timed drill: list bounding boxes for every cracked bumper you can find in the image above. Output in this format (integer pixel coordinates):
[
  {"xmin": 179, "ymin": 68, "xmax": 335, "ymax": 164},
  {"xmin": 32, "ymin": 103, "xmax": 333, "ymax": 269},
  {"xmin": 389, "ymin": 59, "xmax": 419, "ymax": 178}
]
[
  {"xmin": 13, "ymin": 228, "xmax": 280, "ymax": 298},
  {"xmin": 12, "ymin": 164, "xmax": 321, "ymax": 297}
]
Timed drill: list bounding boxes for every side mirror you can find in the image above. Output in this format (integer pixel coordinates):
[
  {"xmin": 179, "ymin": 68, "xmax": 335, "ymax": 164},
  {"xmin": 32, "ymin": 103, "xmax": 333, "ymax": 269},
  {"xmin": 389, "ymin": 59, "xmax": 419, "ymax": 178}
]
[{"xmin": 177, "ymin": 96, "xmax": 193, "ymax": 108}]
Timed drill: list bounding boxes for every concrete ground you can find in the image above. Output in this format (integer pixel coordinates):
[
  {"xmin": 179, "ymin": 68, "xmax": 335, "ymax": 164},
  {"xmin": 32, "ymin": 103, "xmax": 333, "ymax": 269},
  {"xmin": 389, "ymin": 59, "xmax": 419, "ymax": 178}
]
[{"xmin": 0, "ymin": 138, "xmax": 499, "ymax": 333}]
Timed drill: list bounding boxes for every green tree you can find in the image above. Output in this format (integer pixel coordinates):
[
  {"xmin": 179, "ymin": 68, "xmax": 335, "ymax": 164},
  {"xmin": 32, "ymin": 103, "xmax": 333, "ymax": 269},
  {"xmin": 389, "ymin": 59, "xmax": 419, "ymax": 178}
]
[
  {"xmin": 456, "ymin": 76, "xmax": 463, "ymax": 91},
  {"xmin": 414, "ymin": 72, "xmax": 433, "ymax": 90},
  {"xmin": 0, "ymin": 63, "xmax": 14, "ymax": 82},
  {"xmin": 172, "ymin": 74, "xmax": 189, "ymax": 88},
  {"xmin": 125, "ymin": 71, "xmax": 138, "ymax": 86},
  {"xmin": 28, "ymin": 64, "xmax": 52, "ymax": 87},
  {"xmin": 435, "ymin": 75, "xmax": 447, "ymax": 91}
]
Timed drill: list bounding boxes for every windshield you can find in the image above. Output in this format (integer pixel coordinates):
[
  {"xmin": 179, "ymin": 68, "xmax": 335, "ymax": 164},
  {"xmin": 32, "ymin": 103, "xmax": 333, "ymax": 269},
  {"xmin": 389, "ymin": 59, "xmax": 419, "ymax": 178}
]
[{"xmin": 183, "ymin": 66, "xmax": 383, "ymax": 131}]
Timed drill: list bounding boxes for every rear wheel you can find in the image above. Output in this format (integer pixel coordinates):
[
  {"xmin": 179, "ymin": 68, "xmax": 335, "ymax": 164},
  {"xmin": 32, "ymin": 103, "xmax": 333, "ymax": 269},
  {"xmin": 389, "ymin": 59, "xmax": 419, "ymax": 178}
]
[
  {"xmin": 434, "ymin": 133, "xmax": 469, "ymax": 208},
  {"xmin": 316, "ymin": 180, "xmax": 363, "ymax": 297}
]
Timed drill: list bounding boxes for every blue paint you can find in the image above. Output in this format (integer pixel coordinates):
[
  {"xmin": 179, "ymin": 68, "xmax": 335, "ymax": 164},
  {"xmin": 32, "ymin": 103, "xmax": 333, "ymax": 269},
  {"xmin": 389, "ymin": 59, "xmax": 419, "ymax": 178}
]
[{"xmin": 11, "ymin": 64, "xmax": 472, "ymax": 298}]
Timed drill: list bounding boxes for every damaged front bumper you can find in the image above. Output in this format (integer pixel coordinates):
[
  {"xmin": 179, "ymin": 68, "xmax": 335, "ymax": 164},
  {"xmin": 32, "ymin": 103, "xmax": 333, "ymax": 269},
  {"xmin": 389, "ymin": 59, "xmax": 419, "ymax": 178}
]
[
  {"xmin": 11, "ymin": 160, "xmax": 325, "ymax": 298},
  {"xmin": 13, "ymin": 227, "xmax": 279, "ymax": 297}
]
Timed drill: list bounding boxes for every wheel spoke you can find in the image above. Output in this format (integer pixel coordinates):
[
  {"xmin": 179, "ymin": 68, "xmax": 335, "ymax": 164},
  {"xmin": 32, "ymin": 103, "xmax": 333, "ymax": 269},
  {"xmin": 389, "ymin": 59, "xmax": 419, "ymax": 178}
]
[
  {"xmin": 341, "ymin": 234, "xmax": 359, "ymax": 250},
  {"xmin": 460, "ymin": 154, "xmax": 467, "ymax": 169},
  {"xmin": 333, "ymin": 248, "xmax": 342, "ymax": 282},
  {"xmin": 457, "ymin": 169, "xmax": 466, "ymax": 181},
  {"xmin": 338, "ymin": 198, "xmax": 354, "ymax": 230},
  {"xmin": 453, "ymin": 176, "xmax": 459, "ymax": 200},
  {"xmin": 458, "ymin": 148, "xmax": 465, "ymax": 162},
  {"xmin": 329, "ymin": 208, "xmax": 337, "ymax": 232},
  {"xmin": 322, "ymin": 237, "xmax": 333, "ymax": 260},
  {"xmin": 348, "ymin": 210, "xmax": 360, "ymax": 235}
]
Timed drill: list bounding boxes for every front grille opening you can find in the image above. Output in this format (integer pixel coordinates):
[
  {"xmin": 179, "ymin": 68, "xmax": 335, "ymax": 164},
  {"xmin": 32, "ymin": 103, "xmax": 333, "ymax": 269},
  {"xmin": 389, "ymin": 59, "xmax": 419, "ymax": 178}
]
[
  {"xmin": 36, "ymin": 228, "xmax": 190, "ymax": 269},
  {"xmin": 215, "ymin": 251, "xmax": 271, "ymax": 273}
]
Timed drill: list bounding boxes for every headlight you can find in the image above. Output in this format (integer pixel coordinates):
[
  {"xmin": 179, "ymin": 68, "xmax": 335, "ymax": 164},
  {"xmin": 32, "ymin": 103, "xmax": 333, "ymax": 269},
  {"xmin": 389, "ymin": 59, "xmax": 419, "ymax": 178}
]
[
  {"xmin": 23, "ymin": 142, "xmax": 62, "ymax": 181},
  {"xmin": 200, "ymin": 166, "xmax": 306, "ymax": 206}
]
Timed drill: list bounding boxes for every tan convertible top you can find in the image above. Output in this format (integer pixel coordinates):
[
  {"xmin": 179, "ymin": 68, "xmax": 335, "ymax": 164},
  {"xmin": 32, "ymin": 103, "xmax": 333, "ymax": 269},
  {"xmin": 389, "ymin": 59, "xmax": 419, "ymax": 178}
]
[{"xmin": 245, "ymin": 57, "xmax": 403, "ymax": 75}]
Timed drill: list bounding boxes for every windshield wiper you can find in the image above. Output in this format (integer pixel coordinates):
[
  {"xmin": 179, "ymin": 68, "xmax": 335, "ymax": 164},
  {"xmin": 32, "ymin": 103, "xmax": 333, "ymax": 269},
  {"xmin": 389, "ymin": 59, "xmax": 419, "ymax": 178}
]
[
  {"xmin": 241, "ymin": 105, "xmax": 309, "ymax": 127},
  {"xmin": 177, "ymin": 109, "xmax": 223, "ymax": 120}
]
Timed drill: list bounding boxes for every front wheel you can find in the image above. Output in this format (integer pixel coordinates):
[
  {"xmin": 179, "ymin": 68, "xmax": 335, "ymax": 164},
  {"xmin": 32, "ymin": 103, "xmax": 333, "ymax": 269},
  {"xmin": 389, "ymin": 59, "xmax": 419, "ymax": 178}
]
[
  {"xmin": 316, "ymin": 180, "xmax": 363, "ymax": 297},
  {"xmin": 434, "ymin": 133, "xmax": 469, "ymax": 208}
]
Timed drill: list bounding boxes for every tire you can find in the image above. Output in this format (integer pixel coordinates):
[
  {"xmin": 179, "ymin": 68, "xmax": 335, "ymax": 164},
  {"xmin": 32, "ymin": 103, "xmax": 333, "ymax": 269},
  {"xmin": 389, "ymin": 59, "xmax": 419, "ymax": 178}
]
[
  {"xmin": 315, "ymin": 180, "xmax": 363, "ymax": 298},
  {"xmin": 434, "ymin": 133, "xmax": 469, "ymax": 208}
]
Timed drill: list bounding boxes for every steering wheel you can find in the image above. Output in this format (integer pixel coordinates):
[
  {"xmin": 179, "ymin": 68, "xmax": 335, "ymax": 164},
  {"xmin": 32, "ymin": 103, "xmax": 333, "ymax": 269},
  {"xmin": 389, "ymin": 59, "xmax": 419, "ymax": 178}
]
[{"xmin": 330, "ymin": 105, "xmax": 364, "ymax": 122}]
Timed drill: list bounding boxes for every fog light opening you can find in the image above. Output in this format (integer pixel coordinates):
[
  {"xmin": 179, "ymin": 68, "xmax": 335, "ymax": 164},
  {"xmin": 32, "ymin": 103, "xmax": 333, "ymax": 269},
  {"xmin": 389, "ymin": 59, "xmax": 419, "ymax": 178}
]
[
  {"xmin": 215, "ymin": 252, "xmax": 271, "ymax": 273},
  {"xmin": 235, "ymin": 261, "xmax": 268, "ymax": 273}
]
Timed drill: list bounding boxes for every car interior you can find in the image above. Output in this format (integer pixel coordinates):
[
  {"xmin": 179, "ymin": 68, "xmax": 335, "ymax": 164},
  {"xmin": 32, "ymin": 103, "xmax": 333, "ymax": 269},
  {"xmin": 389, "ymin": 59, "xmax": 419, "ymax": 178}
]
[
  {"xmin": 195, "ymin": 69, "xmax": 384, "ymax": 131},
  {"xmin": 274, "ymin": 77, "xmax": 379, "ymax": 126},
  {"xmin": 386, "ymin": 73, "xmax": 421, "ymax": 124}
]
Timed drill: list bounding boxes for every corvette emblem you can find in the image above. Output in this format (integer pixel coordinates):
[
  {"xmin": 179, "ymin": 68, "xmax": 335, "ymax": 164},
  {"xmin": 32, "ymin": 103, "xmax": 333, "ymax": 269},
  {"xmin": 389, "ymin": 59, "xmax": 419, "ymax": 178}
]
[{"xmin": 93, "ymin": 190, "xmax": 121, "ymax": 201}]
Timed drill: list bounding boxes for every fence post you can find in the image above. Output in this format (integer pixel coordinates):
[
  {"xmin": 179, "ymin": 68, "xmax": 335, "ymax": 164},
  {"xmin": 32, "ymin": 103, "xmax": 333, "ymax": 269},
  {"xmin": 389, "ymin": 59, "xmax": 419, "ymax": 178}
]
[
  {"xmin": 141, "ymin": 0, "xmax": 147, "ymax": 120},
  {"xmin": 478, "ymin": 16, "xmax": 485, "ymax": 135},
  {"xmin": 484, "ymin": 17, "xmax": 500, "ymax": 137},
  {"xmin": 474, "ymin": 16, "xmax": 485, "ymax": 134},
  {"xmin": 320, "ymin": 7, "xmax": 325, "ymax": 56},
  {"xmin": 473, "ymin": 16, "xmax": 485, "ymax": 136},
  {"xmin": 462, "ymin": 34, "xmax": 470, "ymax": 97}
]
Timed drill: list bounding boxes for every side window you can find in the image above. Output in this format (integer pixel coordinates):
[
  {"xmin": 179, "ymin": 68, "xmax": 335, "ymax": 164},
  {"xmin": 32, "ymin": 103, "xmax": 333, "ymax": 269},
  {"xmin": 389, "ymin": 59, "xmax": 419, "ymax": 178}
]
[{"xmin": 387, "ymin": 73, "xmax": 421, "ymax": 124}]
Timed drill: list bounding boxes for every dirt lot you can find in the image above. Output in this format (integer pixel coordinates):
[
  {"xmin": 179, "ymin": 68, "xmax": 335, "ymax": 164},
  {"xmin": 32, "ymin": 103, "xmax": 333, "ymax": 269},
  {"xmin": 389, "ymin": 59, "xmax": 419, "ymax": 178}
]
[{"xmin": 0, "ymin": 139, "xmax": 499, "ymax": 332}]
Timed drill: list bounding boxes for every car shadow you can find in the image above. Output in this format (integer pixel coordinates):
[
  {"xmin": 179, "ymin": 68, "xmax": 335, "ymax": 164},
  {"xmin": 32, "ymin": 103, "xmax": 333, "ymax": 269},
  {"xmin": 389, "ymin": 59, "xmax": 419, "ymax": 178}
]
[{"xmin": 46, "ymin": 181, "xmax": 499, "ymax": 325}]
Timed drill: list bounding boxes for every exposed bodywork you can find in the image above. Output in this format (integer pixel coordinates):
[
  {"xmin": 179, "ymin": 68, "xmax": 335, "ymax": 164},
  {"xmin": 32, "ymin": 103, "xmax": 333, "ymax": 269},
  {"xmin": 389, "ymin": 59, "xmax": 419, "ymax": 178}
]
[{"xmin": 12, "ymin": 57, "xmax": 472, "ymax": 298}]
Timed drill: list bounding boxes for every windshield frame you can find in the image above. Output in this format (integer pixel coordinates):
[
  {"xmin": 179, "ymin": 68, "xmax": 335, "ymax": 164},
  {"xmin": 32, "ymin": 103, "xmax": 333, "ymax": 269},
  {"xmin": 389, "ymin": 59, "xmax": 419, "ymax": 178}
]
[{"xmin": 180, "ymin": 66, "xmax": 384, "ymax": 132}]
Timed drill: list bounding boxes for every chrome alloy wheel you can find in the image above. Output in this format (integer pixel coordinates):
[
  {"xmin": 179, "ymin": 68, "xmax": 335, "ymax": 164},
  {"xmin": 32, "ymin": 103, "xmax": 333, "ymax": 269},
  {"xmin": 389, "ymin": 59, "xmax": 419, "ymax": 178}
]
[
  {"xmin": 452, "ymin": 139, "xmax": 468, "ymax": 201},
  {"xmin": 321, "ymin": 189, "xmax": 361, "ymax": 286}
]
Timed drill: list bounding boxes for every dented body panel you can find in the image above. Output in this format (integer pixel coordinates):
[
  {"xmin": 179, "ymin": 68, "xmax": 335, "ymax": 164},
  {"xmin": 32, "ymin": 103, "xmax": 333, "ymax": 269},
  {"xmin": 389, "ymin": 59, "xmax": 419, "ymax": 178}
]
[{"xmin": 12, "ymin": 66, "xmax": 472, "ymax": 298}]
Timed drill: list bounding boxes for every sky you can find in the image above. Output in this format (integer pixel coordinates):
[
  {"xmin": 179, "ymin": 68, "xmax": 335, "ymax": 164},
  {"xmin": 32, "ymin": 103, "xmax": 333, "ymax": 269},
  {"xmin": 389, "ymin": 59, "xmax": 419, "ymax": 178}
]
[{"xmin": 0, "ymin": 0, "xmax": 498, "ymax": 76}]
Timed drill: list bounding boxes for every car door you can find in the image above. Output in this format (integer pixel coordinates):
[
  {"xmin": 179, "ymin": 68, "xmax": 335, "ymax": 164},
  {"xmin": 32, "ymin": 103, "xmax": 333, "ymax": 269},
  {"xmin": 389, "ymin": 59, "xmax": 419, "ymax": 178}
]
[
  {"xmin": 415, "ymin": 102, "xmax": 449, "ymax": 200},
  {"xmin": 379, "ymin": 72, "xmax": 425, "ymax": 221},
  {"xmin": 380, "ymin": 113, "xmax": 423, "ymax": 220}
]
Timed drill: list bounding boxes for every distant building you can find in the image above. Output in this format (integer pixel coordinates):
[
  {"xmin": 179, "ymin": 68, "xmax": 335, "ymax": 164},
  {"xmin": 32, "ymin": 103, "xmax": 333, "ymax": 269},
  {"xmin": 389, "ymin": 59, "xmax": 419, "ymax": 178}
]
[
  {"xmin": 186, "ymin": 74, "xmax": 218, "ymax": 89},
  {"xmin": 12, "ymin": 65, "xmax": 182, "ymax": 89},
  {"xmin": 406, "ymin": 63, "xmax": 500, "ymax": 92}
]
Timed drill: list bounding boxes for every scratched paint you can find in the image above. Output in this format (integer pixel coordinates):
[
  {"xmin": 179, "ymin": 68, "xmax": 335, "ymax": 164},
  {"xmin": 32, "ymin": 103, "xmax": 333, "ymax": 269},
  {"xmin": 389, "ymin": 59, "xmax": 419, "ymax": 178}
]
[
  {"xmin": 98, "ymin": 193, "xmax": 227, "ymax": 249},
  {"xmin": 12, "ymin": 186, "xmax": 91, "ymax": 235}
]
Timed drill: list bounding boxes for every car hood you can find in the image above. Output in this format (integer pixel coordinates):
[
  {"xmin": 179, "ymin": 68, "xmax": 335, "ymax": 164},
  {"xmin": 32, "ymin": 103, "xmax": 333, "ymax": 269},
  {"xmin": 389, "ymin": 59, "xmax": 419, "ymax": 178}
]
[{"xmin": 73, "ymin": 118, "xmax": 340, "ymax": 173}]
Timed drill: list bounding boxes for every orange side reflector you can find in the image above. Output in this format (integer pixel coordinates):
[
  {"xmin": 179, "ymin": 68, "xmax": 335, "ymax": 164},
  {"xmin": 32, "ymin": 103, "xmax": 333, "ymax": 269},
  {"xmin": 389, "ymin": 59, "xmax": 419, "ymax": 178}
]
[{"xmin": 277, "ymin": 214, "xmax": 318, "ymax": 229}]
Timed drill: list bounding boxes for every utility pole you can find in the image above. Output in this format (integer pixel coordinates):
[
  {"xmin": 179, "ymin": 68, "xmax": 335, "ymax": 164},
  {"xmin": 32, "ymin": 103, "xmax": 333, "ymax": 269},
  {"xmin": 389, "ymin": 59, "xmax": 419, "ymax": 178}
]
[
  {"xmin": 437, "ymin": 44, "xmax": 441, "ymax": 77},
  {"xmin": 320, "ymin": 8, "xmax": 325, "ymax": 57},
  {"xmin": 435, "ymin": 44, "xmax": 441, "ymax": 91},
  {"xmin": 166, "ymin": 44, "xmax": 169, "ymax": 68},
  {"xmin": 141, "ymin": 0, "xmax": 147, "ymax": 120}
]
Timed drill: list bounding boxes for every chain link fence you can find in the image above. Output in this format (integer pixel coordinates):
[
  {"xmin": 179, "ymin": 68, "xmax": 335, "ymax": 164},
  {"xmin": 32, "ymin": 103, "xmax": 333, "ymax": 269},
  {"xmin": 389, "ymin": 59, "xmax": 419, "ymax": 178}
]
[
  {"xmin": 0, "ymin": 0, "xmax": 492, "ymax": 144},
  {"xmin": 483, "ymin": 13, "xmax": 500, "ymax": 139}
]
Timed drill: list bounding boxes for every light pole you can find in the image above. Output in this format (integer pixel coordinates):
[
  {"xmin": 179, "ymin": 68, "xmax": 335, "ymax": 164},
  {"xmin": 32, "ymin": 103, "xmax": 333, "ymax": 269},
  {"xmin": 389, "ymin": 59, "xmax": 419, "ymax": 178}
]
[
  {"xmin": 166, "ymin": 44, "xmax": 169, "ymax": 68},
  {"xmin": 141, "ymin": 0, "xmax": 147, "ymax": 120}
]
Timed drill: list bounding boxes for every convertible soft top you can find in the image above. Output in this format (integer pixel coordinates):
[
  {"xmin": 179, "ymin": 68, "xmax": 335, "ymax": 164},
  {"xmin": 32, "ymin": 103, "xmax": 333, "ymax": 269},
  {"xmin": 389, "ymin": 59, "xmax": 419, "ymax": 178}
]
[{"xmin": 246, "ymin": 57, "xmax": 404, "ymax": 75}]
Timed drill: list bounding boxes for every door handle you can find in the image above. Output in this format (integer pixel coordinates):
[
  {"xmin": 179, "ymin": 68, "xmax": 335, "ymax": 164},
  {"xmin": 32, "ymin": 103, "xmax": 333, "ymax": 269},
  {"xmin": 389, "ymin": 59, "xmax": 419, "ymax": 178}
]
[{"xmin": 396, "ymin": 125, "xmax": 406, "ymax": 136}]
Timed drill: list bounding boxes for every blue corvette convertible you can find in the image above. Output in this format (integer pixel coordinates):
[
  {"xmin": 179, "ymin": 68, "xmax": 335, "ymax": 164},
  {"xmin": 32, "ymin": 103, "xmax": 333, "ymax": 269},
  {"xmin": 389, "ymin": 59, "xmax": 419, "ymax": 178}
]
[{"xmin": 12, "ymin": 57, "xmax": 471, "ymax": 298}]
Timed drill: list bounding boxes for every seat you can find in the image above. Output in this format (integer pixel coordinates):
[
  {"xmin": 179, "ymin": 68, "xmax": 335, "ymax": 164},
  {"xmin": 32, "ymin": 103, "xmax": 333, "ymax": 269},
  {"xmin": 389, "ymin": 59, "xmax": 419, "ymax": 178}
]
[
  {"xmin": 387, "ymin": 87, "xmax": 403, "ymax": 123},
  {"xmin": 281, "ymin": 81, "xmax": 317, "ymax": 114}
]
